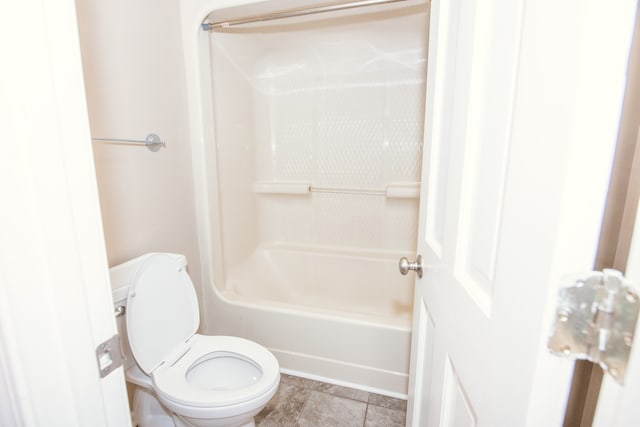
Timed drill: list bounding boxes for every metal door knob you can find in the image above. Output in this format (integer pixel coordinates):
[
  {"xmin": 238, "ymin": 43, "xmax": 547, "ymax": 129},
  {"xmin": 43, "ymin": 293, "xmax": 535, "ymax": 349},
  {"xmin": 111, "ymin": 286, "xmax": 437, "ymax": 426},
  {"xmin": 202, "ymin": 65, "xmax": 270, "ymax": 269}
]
[{"xmin": 399, "ymin": 255, "xmax": 423, "ymax": 278}]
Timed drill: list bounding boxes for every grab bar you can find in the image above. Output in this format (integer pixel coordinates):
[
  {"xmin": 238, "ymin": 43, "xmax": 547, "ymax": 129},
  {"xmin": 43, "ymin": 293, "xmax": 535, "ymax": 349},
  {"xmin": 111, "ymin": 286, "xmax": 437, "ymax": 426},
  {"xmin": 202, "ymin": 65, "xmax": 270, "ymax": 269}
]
[
  {"xmin": 311, "ymin": 186, "xmax": 385, "ymax": 197},
  {"xmin": 91, "ymin": 133, "xmax": 166, "ymax": 152},
  {"xmin": 202, "ymin": 0, "xmax": 410, "ymax": 30},
  {"xmin": 312, "ymin": 184, "xmax": 419, "ymax": 198},
  {"xmin": 253, "ymin": 181, "xmax": 419, "ymax": 198}
]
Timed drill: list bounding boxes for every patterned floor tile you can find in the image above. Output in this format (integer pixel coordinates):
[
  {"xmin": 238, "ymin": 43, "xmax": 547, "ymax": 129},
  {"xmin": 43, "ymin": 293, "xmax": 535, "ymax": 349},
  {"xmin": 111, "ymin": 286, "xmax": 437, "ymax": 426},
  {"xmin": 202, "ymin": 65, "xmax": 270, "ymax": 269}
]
[
  {"xmin": 256, "ymin": 382, "xmax": 309, "ymax": 427},
  {"xmin": 364, "ymin": 404, "xmax": 406, "ymax": 427},
  {"xmin": 368, "ymin": 393, "xmax": 407, "ymax": 412},
  {"xmin": 258, "ymin": 374, "xmax": 407, "ymax": 427},
  {"xmin": 281, "ymin": 373, "xmax": 369, "ymax": 402},
  {"xmin": 297, "ymin": 391, "xmax": 367, "ymax": 427}
]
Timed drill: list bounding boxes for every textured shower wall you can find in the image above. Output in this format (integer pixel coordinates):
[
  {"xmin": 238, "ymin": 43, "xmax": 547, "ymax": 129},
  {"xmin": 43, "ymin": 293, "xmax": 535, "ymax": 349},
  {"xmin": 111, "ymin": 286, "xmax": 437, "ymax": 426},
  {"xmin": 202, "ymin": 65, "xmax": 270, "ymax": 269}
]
[
  {"xmin": 210, "ymin": 6, "xmax": 428, "ymax": 271},
  {"xmin": 259, "ymin": 52, "xmax": 426, "ymax": 251}
]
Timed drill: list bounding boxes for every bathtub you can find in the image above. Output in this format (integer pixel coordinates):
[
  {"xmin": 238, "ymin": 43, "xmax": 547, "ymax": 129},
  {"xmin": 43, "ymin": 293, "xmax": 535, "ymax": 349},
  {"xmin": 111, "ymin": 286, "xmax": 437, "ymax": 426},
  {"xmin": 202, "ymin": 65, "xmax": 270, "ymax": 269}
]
[{"xmin": 180, "ymin": 0, "xmax": 429, "ymax": 397}]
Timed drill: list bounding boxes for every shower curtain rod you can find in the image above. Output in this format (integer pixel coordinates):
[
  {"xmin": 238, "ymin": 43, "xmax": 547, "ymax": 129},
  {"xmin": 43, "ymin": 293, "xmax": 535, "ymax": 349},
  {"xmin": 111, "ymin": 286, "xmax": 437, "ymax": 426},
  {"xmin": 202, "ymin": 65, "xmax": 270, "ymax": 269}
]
[{"xmin": 201, "ymin": 0, "xmax": 410, "ymax": 30}]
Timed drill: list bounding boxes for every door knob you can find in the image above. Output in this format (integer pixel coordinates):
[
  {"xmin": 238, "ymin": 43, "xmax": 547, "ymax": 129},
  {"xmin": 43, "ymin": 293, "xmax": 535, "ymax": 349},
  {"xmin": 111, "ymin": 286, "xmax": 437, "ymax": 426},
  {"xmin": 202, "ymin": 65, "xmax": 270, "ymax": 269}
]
[{"xmin": 399, "ymin": 255, "xmax": 423, "ymax": 278}]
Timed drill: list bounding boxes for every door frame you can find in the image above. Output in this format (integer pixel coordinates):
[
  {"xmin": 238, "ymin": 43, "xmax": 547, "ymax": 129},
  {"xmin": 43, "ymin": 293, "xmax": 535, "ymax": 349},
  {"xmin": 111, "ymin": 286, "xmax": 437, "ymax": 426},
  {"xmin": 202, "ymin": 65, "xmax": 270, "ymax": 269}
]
[
  {"xmin": 0, "ymin": 0, "xmax": 130, "ymax": 425},
  {"xmin": 566, "ymin": 5, "xmax": 640, "ymax": 424}
]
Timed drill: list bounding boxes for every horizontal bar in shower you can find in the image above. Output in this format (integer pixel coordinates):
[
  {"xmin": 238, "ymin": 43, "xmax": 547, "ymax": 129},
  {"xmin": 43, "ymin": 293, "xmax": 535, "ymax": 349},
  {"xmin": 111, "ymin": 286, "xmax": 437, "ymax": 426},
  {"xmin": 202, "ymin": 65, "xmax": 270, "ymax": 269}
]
[
  {"xmin": 201, "ymin": 0, "xmax": 411, "ymax": 30},
  {"xmin": 252, "ymin": 181, "xmax": 420, "ymax": 199}
]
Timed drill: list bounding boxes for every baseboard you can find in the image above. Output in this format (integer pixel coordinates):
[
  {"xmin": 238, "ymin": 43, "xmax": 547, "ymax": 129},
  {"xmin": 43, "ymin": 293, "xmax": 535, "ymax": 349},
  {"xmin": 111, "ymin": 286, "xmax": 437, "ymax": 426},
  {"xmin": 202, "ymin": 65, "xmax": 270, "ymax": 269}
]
[{"xmin": 270, "ymin": 347, "xmax": 408, "ymax": 399}]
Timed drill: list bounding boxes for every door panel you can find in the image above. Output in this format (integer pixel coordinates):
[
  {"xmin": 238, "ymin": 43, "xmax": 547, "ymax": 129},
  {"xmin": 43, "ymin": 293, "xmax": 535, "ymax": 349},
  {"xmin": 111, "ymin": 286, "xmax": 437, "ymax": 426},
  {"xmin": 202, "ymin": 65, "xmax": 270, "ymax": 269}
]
[
  {"xmin": 407, "ymin": 0, "xmax": 638, "ymax": 426},
  {"xmin": 455, "ymin": 130, "xmax": 509, "ymax": 314},
  {"xmin": 441, "ymin": 357, "xmax": 476, "ymax": 427}
]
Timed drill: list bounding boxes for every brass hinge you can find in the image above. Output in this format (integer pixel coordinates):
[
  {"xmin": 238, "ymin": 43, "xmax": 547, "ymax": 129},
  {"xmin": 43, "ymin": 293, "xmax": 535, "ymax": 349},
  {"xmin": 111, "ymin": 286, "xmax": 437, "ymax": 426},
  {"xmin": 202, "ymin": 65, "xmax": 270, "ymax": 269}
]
[{"xmin": 548, "ymin": 269, "xmax": 639, "ymax": 384}]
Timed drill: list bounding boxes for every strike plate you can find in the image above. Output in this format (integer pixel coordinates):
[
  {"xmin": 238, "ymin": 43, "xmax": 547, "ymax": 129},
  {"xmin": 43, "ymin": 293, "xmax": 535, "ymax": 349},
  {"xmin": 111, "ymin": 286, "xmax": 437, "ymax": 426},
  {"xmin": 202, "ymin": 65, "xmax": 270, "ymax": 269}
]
[{"xmin": 96, "ymin": 335, "xmax": 123, "ymax": 378}]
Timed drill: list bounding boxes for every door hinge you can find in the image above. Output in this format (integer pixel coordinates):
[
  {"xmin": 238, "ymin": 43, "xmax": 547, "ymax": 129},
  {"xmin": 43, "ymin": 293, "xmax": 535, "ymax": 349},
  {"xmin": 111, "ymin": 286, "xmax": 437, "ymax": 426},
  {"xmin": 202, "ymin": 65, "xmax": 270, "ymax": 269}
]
[
  {"xmin": 548, "ymin": 269, "xmax": 639, "ymax": 384},
  {"xmin": 96, "ymin": 335, "xmax": 123, "ymax": 378}
]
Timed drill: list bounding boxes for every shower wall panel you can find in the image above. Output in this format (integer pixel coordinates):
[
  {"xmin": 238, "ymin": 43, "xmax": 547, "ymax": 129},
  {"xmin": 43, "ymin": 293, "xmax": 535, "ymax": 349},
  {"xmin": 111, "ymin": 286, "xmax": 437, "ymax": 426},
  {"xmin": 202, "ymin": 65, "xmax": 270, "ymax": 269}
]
[
  {"xmin": 209, "ymin": 48, "xmax": 259, "ymax": 267},
  {"xmin": 208, "ymin": 5, "xmax": 428, "ymax": 317}
]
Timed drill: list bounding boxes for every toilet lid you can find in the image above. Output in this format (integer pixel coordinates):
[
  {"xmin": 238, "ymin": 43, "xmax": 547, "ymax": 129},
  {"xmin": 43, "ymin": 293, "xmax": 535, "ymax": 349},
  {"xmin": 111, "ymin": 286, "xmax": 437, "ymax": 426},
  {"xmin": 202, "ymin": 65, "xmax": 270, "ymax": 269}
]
[{"xmin": 126, "ymin": 253, "xmax": 199, "ymax": 374}]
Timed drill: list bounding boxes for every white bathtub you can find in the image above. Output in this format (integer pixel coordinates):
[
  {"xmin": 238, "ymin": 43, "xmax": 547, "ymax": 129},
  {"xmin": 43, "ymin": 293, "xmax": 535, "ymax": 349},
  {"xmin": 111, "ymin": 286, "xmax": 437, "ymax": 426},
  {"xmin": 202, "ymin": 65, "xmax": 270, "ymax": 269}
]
[
  {"xmin": 227, "ymin": 244, "xmax": 414, "ymax": 323},
  {"xmin": 181, "ymin": 0, "xmax": 429, "ymax": 397}
]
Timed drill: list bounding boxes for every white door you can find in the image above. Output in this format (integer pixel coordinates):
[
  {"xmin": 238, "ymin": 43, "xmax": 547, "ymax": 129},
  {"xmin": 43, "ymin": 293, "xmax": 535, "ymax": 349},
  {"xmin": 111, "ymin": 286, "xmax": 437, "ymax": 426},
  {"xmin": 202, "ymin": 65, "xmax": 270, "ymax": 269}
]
[
  {"xmin": 406, "ymin": 0, "xmax": 638, "ymax": 426},
  {"xmin": 0, "ymin": 0, "xmax": 131, "ymax": 425}
]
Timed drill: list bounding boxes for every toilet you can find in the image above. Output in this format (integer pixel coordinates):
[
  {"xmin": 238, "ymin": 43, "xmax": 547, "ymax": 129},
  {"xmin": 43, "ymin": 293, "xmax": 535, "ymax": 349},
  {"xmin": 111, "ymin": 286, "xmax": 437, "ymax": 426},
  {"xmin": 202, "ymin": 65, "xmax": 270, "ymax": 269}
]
[{"xmin": 110, "ymin": 253, "xmax": 280, "ymax": 427}]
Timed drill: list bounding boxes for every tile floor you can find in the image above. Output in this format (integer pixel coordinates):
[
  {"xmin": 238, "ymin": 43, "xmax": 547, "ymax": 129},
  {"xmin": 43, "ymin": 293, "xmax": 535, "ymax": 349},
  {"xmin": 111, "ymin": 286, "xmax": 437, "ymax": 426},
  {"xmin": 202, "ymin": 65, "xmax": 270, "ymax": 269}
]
[{"xmin": 256, "ymin": 374, "xmax": 407, "ymax": 427}]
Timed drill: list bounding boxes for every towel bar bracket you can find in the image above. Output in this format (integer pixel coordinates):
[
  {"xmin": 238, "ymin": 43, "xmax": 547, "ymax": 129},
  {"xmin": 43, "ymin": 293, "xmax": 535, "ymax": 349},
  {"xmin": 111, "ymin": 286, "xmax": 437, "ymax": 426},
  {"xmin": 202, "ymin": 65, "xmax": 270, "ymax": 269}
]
[
  {"xmin": 91, "ymin": 133, "xmax": 166, "ymax": 152},
  {"xmin": 143, "ymin": 133, "xmax": 164, "ymax": 152}
]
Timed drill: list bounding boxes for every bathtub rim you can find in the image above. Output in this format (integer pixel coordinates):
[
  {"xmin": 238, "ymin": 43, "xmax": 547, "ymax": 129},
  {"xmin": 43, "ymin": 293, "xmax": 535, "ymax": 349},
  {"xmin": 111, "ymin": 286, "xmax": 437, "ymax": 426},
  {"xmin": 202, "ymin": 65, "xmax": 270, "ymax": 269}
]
[{"xmin": 213, "ymin": 284, "xmax": 412, "ymax": 332}]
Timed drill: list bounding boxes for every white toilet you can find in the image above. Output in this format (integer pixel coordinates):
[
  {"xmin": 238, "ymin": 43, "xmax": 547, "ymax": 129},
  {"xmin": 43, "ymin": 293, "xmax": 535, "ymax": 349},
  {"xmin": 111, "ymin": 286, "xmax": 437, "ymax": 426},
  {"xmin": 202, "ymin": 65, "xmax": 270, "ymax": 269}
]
[{"xmin": 110, "ymin": 253, "xmax": 280, "ymax": 427}]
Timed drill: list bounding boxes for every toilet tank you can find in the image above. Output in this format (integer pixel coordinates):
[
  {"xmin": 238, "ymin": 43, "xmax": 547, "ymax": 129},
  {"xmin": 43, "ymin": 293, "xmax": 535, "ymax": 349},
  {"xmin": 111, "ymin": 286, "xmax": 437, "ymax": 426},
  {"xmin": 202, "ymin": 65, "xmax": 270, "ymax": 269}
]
[{"xmin": 110, "ymin": 252, "xmax": 188, "ymax": 370}]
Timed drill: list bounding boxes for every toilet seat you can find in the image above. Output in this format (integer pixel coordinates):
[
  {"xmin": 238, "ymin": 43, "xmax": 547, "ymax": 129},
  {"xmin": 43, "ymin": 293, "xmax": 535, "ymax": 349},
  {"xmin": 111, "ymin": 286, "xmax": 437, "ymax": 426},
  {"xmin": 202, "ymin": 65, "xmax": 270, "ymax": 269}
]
[
  {"xmin": 152, "ymin": 334, "xmax": 280, "ymax": 408},
  {"xmin": 124, "ymin": 253, "xmax": 280, "ymax": 422}
]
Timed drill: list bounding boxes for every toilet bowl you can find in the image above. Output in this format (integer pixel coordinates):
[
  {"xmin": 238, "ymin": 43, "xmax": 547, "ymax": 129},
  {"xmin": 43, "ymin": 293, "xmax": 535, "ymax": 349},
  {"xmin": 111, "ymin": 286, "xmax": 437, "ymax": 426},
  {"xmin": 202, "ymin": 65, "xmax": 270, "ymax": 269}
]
[{"xmin": 110, "ymin": 253, "xmax": 280, "ymax": 427}]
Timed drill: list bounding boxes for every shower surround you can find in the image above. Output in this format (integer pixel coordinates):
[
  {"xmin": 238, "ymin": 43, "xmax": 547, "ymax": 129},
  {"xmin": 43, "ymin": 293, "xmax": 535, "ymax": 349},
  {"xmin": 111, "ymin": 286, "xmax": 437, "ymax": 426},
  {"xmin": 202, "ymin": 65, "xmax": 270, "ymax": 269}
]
[{"xmin": 181, "ymin": 0, "xmax": 429, "ymax": 396}]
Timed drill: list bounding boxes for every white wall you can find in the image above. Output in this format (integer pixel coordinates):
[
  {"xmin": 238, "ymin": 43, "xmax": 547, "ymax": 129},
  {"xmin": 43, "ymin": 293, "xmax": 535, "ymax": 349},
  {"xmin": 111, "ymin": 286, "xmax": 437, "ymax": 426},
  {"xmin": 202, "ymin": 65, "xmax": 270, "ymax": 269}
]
[{"xmin": 76, "ymin": 0, "xmax": 202, "ymax": 290}]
